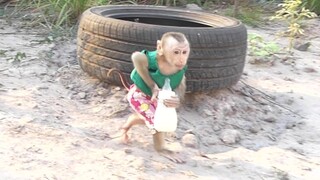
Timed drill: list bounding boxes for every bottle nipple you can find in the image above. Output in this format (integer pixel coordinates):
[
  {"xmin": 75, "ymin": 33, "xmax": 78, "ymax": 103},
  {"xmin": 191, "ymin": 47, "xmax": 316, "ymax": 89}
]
[{"xmin": 162, "ymin": 78, "xmax": 172, "ymax": 91}]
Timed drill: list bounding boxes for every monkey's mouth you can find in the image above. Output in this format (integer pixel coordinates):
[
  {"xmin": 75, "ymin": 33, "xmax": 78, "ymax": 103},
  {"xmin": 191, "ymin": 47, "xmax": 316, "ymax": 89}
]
[{"xmin": 175, "ymin": 64, "xmax": 185, "ymax": 69}]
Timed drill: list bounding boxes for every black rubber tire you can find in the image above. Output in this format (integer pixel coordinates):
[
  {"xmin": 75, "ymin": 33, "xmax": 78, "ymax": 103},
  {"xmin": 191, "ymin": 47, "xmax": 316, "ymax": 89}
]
[{"xmin": 77, "ymin": 5, "xmax": 247, "ymax": 92}]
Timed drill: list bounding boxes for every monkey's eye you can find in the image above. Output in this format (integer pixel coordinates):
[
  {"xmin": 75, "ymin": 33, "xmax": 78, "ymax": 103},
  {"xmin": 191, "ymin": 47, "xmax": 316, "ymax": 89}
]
[
  {"xmin": 174, "ymin": 51, "xmax": 180, "ymax": 54},
  {"xmin": 182, "ymin": 51, "xmax": 188, "ymax": 54}
]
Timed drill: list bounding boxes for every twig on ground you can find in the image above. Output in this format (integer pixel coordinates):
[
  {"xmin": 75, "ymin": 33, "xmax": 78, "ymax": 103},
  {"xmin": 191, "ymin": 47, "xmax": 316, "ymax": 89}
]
[
  {"xmin": 56, "ymin": 63, "xmax": 70, "ymax": 73},
  {"xmin": 239, "ymin": 80, "xmax": 275, "ymax": 100},
  {"xmin": 0, "ymin": 68, "xmax": 9, "ymax": 72},
  {"xmin": 238, "ymin": 80, "xmax": 305, "ymax": 119},
  {"xmin": 106, "ymin": 107, "xmax": 128, "ymax": 118}
]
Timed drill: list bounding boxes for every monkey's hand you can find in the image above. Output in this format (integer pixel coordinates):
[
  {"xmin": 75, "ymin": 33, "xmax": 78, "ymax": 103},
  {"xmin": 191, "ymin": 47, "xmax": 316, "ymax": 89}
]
[
  {"xmin": 163, "ymin": 95, "xmax": 180, "ymax": 108},
  {"xmin": 151, "ymin": 84, "xmax": 160, "ymax": 102}
]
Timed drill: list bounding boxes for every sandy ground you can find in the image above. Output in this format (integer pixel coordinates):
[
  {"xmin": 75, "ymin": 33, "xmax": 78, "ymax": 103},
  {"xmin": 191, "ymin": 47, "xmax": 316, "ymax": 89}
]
[{"xmin": 1, "ymin": 9, "xmax": 320, "ymax": 180}]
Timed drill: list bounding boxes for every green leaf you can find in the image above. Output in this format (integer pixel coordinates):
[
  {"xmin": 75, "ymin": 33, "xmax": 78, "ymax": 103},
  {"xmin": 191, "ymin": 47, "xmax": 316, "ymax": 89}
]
[
  {"xmin": 12, "ymin": 52, "xmax": 26, "ymax": 64},
  {"xmin": 0, "ymin": 50, "xmax": 7, "ymax": 57},
  {"xmin": 255, "ymin": 50, "xmax": 270, "ymax": 57},
  {"xmin": 265, "ymin": 43, "xmax": 280, "ymax": 53}
]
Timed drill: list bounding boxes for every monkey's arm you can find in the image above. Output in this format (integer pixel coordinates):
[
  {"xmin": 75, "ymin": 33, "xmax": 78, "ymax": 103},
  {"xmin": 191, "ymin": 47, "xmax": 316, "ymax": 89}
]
[
  {"xmin": 131, "ymin": 52, "xmax": 159, "ymax": 99},
  {"xmin": 131, "ymin": 52, "xmax": 156, "ymax": 88},
  {"xmin": 174, "ymin": 75, "xmax": 186, "ymax": 102},
  {"xmin": 164, "ymin": 75, "xmax": 186, "ymax": 108}
]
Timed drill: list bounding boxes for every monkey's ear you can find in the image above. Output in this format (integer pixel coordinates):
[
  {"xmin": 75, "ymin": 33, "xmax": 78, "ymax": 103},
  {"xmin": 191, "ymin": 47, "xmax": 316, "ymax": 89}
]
[{"xmin": 157, "ymin": 40, "xmax": 163, "ymax": 56}]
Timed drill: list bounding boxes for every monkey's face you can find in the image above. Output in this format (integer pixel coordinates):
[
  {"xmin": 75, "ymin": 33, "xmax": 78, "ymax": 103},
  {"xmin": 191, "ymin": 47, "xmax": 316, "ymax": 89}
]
[{"xmin": 159, "ymin": 37, "xmax": 190, "ymax": 70}]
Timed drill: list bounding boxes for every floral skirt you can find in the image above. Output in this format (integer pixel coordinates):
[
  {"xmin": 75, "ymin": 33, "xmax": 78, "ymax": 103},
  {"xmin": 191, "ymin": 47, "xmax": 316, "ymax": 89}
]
[{"xmin": 127, "ymin": 84, "xmax": 157, "ymax": 129}]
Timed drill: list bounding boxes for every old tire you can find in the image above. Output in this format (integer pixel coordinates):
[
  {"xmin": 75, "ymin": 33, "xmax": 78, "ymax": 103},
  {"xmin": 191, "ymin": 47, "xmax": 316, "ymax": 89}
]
[{"xmin": 77, "ymin": 5, "xmax": 247, "ymax": 92}]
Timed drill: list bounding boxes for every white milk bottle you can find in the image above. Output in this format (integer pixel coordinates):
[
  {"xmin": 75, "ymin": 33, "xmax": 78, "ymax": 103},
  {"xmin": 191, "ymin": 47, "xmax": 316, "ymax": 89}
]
[{"xmin": 154, "ymin": 78, "xmax": 178, "ymax": 132}]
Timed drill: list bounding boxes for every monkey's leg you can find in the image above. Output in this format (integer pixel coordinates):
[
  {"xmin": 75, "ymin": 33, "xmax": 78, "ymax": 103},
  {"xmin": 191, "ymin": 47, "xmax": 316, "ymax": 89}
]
[
  {"xmin": 120, "ymin": 113, "xmax": 145, "ymax": 143},
  {"xmin": 153, "ymin": 132, "xmax": 165, "ymax": 151},
  {"xmin": 153, "ymin": 132, "xmax": 185, "ymax": 164}
]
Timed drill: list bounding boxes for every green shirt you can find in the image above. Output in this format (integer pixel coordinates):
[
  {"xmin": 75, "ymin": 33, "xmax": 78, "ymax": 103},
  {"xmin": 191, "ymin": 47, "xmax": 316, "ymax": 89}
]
[{"xmin": 130, "ymin": 50, "xmax": 187, "ymax": 96}]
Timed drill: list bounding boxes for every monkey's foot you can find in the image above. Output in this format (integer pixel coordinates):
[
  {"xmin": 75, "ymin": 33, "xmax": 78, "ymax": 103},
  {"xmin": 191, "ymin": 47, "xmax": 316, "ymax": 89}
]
[
  {"xmin": 109, "ymin": 127, "xmax": 130, "ymax": 144},
  {"xmin": 119, "ymin": 127, "xmax": 130, "ymax": 144},
  {"xmin": 158, "ymin": 149, "xmax": 186, "ymax": 164}
]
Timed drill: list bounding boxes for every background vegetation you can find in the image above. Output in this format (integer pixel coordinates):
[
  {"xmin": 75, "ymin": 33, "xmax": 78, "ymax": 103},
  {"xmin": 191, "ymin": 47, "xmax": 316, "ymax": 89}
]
[
  {"xmin": 1, "ymin": 0, "xmax": 318, "ymax": 51},
  {"xmin": 1, "ymin": 0, "xmax": 318, "ymax": 30},
  {"xmin": 304, "ymin": 0, "xmax": 320, "ymax": 14}
]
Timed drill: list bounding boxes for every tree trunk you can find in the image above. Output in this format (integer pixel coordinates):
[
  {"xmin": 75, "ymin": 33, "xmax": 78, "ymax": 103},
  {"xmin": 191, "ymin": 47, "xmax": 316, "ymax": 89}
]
[{"xmin": 234, "ymin": 0, "xmax": 240, "ymax": 17}]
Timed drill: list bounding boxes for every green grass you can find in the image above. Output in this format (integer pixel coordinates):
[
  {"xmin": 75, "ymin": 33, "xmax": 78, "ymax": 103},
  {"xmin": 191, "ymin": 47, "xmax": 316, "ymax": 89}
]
[
  {"xmin": 304, "ymin": 0, "xmax": 320, "ymax": 14},
  {"xmin": 15, "ymin": 0, "xmax": 111, "ymax": 29},
  {"xmin": 13, "ymin": 0, "xmax": 298, "ymax": 32},
  {"xmin": 13, "ymin": 0, "xmax": 205, "ymax": 30},
  {"xmin": 224, "ymin": 5, "xmax": 264, "ymax": 27}
]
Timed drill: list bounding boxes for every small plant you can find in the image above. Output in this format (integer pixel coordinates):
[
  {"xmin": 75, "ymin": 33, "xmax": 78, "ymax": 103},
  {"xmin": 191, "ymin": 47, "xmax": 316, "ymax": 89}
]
[
  {"xmin": 270, "ymin": 0, "xmax": 317, "ymax": 50},
  {"xmin": 248, "ymin": 33, "xmax": 281, "ymax": 64},
  {"xmin": 0, "ymin": 8, "xmax": 4, "ymax": 17},
  {"xmin": 9, "ymin": 52, "xmax": 26, "ymax": 64},
  {"xmin": 0, "ymin": 50, "xmax": 8, "ymax": 57}
]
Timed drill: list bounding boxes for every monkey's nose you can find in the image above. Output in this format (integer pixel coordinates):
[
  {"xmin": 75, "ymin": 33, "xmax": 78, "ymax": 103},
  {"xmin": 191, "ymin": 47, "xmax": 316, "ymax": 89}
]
[{"xmin": 179, "ymin": 57, "xmax": 185, "ymax": 64}]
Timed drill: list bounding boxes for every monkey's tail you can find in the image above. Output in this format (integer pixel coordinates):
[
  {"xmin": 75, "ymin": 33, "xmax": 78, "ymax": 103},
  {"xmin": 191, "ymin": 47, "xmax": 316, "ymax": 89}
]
[{"xmin": 107, "ymin": 68, "xmax": 131, "ymax": 91}]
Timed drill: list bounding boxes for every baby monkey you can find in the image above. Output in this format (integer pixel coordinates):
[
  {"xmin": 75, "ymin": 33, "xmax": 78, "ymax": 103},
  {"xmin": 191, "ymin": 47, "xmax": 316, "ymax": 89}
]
[{"xmin": 121, "ymin": 32, "xmax": 190, "ymax": 163}]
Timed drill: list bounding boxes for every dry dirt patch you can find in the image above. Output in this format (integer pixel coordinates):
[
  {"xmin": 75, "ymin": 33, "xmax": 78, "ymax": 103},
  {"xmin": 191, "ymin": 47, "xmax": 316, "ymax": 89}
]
[{"xmin": 0, "ymin": 15, "xmax": 320, "ymax": 179}]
